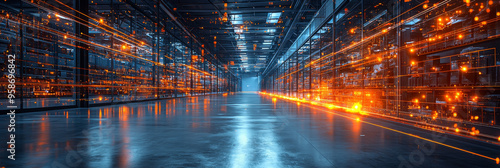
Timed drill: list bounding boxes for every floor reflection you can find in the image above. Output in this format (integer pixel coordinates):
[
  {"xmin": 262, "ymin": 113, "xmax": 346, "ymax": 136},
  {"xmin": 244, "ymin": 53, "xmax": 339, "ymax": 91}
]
[{"xmin": 2, "ymin": 93, "xmax": 500, "ymax": 167}]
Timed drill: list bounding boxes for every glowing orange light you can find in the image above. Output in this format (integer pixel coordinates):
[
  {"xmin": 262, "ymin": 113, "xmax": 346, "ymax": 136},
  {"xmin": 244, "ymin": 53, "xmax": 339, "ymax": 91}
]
[
  {"xmin": 455, "ymin": 128, "xmax": 460, "ymax": 133},
  {"xmin": 64, "ymin": 35, "xmax": 67, "ymax": 39},
  {"xmin": 350, "ymin": 28, "xmax": 355, "ymax": 34},
  {"xmin": 307, "ymin": 94, "xmax": 311, "ymax": 98},
  {"xmin": 423, "ymin": 4, "xmax": 428, "ymax": 9},
  {"xmin": 382, "ymin": 29, "xmax": 387, "ymax": 33},
  {"xmin": 272, "ymin": 98, "xmax": 277, "ymax": 102},
  {"xmin": 297, "ymin": 102, "xmax": 300, "ymax": 106},
  {"xmin": 411, "ymin": 61, "xmax": 415, "ymax": 66},
  {"xmin": 497, "ymin": 12, "xmax": 500, "ymax": 16},
  {"xmin": 222, "ymin": 12, "xmax": 228, "ymax": 22},
  {"xmin": 327, "ymin": 104, "xmax": 335, "ymax": 109},
  {"xmin": 498, "ymin": 136, "xmax": 500, "ymax": 141},
  {"xmin": 410, "ymin": 48, "xmax": 415, "ymax": 53},
  {"xmin": 453, "ymin": 113, "xmax": 457, "ymax": 117},
  {"xmin": 99, "ymin": 18, "xmax": 103, "ymax": 23},
  {"xmin": 474, "ymin": 116, "xmax": 479, "ymax": 120},
  {"xmin": 438, "ymin": 18, "xmax": 442, "ymax": 22},
  {"xmin": 474, "ymin": 16, "xmax": 479, "ymax": 21},
  {"xmin": 496, "ymin": 157, "xmax": 499, "ymax": 164},
  {"xmin": 422, "ymin": 95, "xmax": 426, "ymax": 98},
  {"xmin": 458, "ymin": 34, "xmax": 463, "ymax": 39},
  {"xmin": 122, "ymin": 45, "xmax": 126, "ymax": 49},
  {"xmin": 410, "ymin": 114, "xmax": 413, "ymax": 117},
  {"xmin": 98, "ymin": 96, "xmax": 103, "ymax": 101},
  {"xmin": 351, "ymin": 103, "xmax": 362, "ymax": 113},
  {"xmin": 356, "ymin": 117, "xmax": 360, "ymax": 122},
  {"xmin": 461, "ymin": 67, "xmax": 467, "ymax": 72}
]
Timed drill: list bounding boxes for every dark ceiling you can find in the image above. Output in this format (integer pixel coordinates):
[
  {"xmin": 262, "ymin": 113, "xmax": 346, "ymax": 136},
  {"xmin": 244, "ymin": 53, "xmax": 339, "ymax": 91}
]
[
  {"xmin": 1, "ymin": 0, "xmax": 323, "ymax": 74},
  {"xmin": 165, "ymin": 0, "xmax": 323, "ymax": 74}
]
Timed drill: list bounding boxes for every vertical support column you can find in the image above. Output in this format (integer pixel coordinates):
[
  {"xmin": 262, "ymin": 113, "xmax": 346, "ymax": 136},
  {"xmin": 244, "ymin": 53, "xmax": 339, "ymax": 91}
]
[
  {"xmin": 216, "ymin": 67, "xmax": 219, "ymax": 93},
  {"xmin": 360, "ymin": 0, "xmax": 365, "ymax": 107},
  {"xmin": 295, "ymin": 53, "xmax": 299, "ymax": 97},
  {"xmin": 173, "ymin": 29, "xmax": 178, "ymax": 98},
  {"xmin": 318, "ymin": 40, "xmax": 321, "ymax": 99},
  {"xmin": 302, "ymin": 55, "xmax": 305, "ymax": 98},
  {"xmin": 132, "ymin": 10, "xmax": 137, "ymax": 101},
  {"xmin": 189, "ymin": 39, "xmax": 193, "ymax": 96},
  {"xmin": 75, "ymin": 0, "xmax": 89, "ymax": 107},
  {"xmin": 272, "ymin": 74, "xmax": 274, "ymax": 94},
  {"xmin": 396, "ymin": 0, "xmax": 402, "ymax": 117},
  {"xmin": 209, "ymin": 62, "xmax": 212, "ymax": 94},
  {"xmin": 203, "ymin": 57, "xmax": 206, "ymax": 95},
  {"xmin": 308, "ymin": 40, "xmax": 312, "ymax": 99},
  {"xmin": 289, "ymin": 58, "xmax": 292, "ymax": 96},
  {"xmin": 155, "ymin": 2, "xmax": 160, "ymax": 99},
  {"xmin": 52, "ymin": 22, "xmax": 60, "ymax": 97},
  {"xmin": 110, "ymin": 0, "xmax": 115, "ymax": 102},
  {"xmin": 332, "ymin": 11, "xmax": 336, "ymax": 101},
  {"xmin": 282, "ymin": 64, "xmax": 285, "ymax": 95}
]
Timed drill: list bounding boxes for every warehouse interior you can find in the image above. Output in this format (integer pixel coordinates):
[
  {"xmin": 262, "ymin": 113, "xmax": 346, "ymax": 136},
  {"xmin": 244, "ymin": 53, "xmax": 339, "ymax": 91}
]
[{"xmin": 1, "ymin": 0, "xmax": 500, "ymax": 167}]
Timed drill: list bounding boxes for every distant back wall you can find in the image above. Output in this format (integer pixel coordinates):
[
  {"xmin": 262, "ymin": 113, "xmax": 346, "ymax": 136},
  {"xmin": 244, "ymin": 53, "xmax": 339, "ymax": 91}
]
[{"xmin": 241, "ymin": 73, "xmax": 260, "ymax": 92}]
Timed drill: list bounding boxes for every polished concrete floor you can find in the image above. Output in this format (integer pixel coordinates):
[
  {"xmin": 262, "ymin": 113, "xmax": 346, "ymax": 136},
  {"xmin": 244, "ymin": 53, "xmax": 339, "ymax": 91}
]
[{"xmin": 1, "ymin": 93, "xmax": 500, "ymax": 168}]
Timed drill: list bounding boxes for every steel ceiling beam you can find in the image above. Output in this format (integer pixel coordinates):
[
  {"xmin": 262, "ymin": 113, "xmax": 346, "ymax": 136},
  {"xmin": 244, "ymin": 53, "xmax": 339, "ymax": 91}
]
[
  {"xmin": 261, "ymin": 0, "xmax": 308, "ymax": 76},
  {"xmin": 159, "ymin": 0, "xmax": 238, "ymax": 77},
  {"xmin": 177, "ymin": 9, "xmax": 317, "ymax": 13},
  {"xmin": 177, "ymin": 1, "xmax": 290, "ymax": 7}
]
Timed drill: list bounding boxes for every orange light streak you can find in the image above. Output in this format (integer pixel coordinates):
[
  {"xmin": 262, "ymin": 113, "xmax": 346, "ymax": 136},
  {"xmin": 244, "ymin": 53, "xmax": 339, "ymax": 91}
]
[{"xmin": 262, "ymin": 92, "xmax": 499, "ymax": 164}]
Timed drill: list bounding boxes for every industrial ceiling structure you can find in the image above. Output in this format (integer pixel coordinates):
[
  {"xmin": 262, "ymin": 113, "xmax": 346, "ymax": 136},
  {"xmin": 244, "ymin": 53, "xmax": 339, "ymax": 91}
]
[{"xmin": 165, "ymin": 0, "xmax": 322, "ymax": 73}]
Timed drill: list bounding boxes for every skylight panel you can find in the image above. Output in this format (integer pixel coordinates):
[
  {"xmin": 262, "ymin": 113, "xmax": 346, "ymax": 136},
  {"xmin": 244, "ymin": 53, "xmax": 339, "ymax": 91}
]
[
  {"xmin": 234, "ymin": 27, "xmax": 243, "ymax": 33},
  {"xmin": 266, "ymin": 12, "xmax": 281, "ymax": 23},
  {"xmin": 231, "ymin": 15, "xmax": 243, "ymax": 25}
]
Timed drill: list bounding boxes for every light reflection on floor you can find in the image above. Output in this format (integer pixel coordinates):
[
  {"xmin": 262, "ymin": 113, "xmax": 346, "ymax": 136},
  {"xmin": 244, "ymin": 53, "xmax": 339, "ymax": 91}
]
[{"xmin": 1, "ymin": 93, "xmax": 499, "ymax": 168}]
